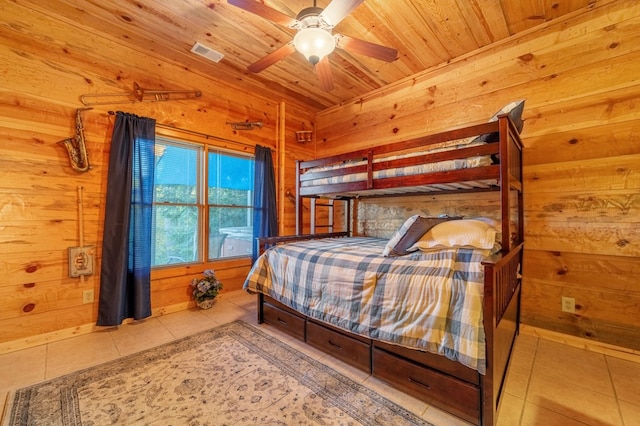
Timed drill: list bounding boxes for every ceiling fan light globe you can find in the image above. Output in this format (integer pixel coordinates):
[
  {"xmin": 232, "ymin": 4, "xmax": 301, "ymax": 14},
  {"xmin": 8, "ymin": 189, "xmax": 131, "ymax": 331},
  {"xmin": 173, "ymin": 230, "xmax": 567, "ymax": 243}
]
[{"xmin": 293, "ymin": 27, "xmax": 335, "ymax": 64}]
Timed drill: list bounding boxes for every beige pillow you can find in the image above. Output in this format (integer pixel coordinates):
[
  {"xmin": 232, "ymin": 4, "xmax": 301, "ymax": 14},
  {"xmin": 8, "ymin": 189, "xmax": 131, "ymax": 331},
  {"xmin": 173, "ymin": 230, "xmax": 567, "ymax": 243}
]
[
  {"xmin": 409, "ymin": 219, "xmax": 497, "ymax": 251},
  {"xmin": 382, "ymin": 215, "xmax": 456, "ymax": 257}
]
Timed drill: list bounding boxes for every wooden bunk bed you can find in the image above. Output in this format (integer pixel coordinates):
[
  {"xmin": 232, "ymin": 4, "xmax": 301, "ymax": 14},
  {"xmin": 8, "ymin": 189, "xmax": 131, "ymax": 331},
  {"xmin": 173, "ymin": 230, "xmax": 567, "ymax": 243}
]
[{"xmin": 244, "ymin": 114, "xmax": 524, "ymax": 426}]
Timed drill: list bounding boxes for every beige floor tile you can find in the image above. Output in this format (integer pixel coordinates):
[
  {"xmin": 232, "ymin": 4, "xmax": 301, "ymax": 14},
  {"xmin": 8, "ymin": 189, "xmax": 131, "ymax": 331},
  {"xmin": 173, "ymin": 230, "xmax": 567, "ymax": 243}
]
[
  {"xmin": 607, "ymin": 356, "xmax": 640, "ymax": 405},
  {"xmin": 619, "ymin": 400, "xmax": 640, "ymax": 426},
  {"xmin": 510, "ymin": 333, "xmax": 538, "ymax": 370},
  {"xmin": 223, "ymin": 290, "xmax": 255, "ymax": 310},
  {"xmin": 238, "ymin": 311, "xmax": 257, "ymax": 325},
  {"xmin": 533, "ymin": 339, "xmax": 614, "ymax": 397},
  {"xmin": 155, "ymin": 308, "xmax": 217, "ymax": 339},
  {"xmin": 497, "ymin": 393, "xmax": 524, "ymax": 426},
  {"xmin": 45, "ymin": 331, "xmax": 119, "ymax": 379},
  {"xmin": 515, "ymin": 332, "xmax": 539, "ymax": 349},
  {"xmin": 527, "ymin": 371, "xmax": 622, "ymax": 425},
  {"xmin": 198, "ymin": 299, "xmax": 252, "ymax": 325},
  {"xmin": 109, "ymin": 317, "xmax": 175, "ymax": 356},
  {"xmin": 521, "ymin": 401, "xmax": 593, "ymax": 426},
  {"xmin": 0, "ymin": 345, "xmax": 47, "ymax": 393},
  {"xmin": 237, "ymin": 307, "xmax": 259, "ymax": 323},
  {"xmin": 504, "ymin": 363, "xmax": 532, "ymax": 399}
]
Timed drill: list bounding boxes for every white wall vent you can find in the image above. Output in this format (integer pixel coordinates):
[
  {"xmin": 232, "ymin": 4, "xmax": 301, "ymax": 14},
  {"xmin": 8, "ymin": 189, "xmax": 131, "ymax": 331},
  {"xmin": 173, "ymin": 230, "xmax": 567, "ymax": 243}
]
[{"xmin": 190, "ymin": 42, "xmax": 224, "ymax": 63}]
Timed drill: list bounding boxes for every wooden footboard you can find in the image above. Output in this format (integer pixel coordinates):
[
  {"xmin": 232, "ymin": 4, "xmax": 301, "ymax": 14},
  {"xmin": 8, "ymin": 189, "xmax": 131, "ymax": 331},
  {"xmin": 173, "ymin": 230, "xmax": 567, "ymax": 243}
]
[{"xmin": 481, "ymin": 243, "xmax": 524, "ymax": 425}]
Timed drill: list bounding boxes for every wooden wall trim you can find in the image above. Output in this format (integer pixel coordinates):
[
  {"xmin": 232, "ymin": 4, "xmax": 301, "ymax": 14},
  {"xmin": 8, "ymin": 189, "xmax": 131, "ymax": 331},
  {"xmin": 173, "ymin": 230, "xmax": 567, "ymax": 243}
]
[
  {"xmin": 521, "ymin": 324, "xmax": 640, "ymax": 364},
  {"xmin": 0, "ymin": 302, "xmax": 190, "ymax": 355}
]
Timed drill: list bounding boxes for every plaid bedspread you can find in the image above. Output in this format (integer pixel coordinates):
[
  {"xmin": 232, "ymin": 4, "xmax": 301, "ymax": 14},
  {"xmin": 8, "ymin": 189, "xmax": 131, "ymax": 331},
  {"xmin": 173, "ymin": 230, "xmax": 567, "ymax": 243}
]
[{"xmin": 243, "ymin": 237, "xmax": 488, "ymax": 374}]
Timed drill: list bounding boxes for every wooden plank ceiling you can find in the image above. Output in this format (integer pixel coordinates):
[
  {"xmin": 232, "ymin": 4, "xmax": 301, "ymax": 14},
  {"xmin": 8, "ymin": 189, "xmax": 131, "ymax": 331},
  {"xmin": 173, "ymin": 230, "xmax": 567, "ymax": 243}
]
[{"xmin": 24, "ymin": 0, "xmax": 597, "ymax": 111}]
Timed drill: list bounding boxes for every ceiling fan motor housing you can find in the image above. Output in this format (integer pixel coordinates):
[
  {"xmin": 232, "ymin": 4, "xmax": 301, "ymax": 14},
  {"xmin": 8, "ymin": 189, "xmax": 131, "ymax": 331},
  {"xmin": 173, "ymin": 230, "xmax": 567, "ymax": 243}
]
[{"xmin": 295, "ymin": 7, "xmax": 324, "ymax": 25}]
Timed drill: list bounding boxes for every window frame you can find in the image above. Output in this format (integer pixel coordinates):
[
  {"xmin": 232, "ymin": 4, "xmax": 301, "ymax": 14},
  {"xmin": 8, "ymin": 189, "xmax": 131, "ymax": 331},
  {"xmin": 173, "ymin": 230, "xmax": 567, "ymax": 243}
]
[
  {"xmin": 205, "ymin": 146, "xmax": 255, "ymax": 261},
  {"xmin": 151, "ymin": 136, "xmax": 255, "ymax": 269}
]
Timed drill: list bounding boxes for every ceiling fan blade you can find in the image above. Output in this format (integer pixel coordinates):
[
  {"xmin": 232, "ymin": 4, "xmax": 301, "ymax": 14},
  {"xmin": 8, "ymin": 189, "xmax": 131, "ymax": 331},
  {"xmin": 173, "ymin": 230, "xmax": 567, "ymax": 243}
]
[
  {"xmin": 227, "ymin": 0, "xmax": 297, "ymax": 27},
  {"xmin": 315, "ymin": 56, "xmax": 334, "ymax": 91},
  {"xmin": 247, "ymin": 43, "xmax": 296, "ymax": 73},
  {"xmin": 335, "ymin": 34, "xmax": 398, "ymax": 62},
  {"xmin": 320, "ymin": 0, "xmax": 364, "ymax": 26}
]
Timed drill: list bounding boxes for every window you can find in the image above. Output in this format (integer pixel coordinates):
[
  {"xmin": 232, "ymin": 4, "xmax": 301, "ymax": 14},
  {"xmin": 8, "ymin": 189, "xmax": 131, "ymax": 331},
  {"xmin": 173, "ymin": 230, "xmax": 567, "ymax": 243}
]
[
  {"xmin": 207, "ymin": 150, "xmax": 255, "ymax": 260},
  {"xmin": 151, "ymin": 138, "xmax": 254, "ymax": 267}
]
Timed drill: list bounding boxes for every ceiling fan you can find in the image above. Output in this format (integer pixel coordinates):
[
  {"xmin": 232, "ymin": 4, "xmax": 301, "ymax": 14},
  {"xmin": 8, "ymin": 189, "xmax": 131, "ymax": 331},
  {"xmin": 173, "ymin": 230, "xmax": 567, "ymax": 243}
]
[{"xmin": 227, "ymin": 0, "xmax": 398, "ymax": 91}]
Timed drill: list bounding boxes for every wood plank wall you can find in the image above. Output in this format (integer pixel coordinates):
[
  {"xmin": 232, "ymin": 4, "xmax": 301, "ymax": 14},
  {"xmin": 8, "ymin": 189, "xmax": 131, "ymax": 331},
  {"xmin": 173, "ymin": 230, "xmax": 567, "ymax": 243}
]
[
  {"xmin": 315, "ymin": 1, "xmax": 640, "ymax": 350},
  {"xmin": 0, "ymin": 1, "xmax": 314, "ymax": 352}
]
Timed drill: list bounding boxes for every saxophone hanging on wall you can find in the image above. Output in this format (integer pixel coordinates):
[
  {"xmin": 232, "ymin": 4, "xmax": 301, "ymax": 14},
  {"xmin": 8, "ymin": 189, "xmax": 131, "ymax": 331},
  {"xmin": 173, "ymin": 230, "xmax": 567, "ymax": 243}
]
[{"xmin": 58, "ymin": 107, "xmax": 92, "ymax": 172}]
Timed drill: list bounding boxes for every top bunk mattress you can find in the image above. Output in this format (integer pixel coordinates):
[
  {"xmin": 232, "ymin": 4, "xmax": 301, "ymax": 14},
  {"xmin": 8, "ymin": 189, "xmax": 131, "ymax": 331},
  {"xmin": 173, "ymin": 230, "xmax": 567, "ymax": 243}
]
[
  {"xmin": 299, "ymin": 137, "xmax": 498, "ymax": 197},
  {"xmin": 298, "ymin": 100, "xmax": 525, "ymax": 198}
]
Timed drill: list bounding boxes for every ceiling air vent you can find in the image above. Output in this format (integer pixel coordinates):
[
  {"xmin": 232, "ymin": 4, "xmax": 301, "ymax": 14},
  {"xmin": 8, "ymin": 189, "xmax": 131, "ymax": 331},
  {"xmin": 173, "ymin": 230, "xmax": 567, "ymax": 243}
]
[{"xmin": 190, "ymin": 42, "xmax": 224, "ymax": 63}]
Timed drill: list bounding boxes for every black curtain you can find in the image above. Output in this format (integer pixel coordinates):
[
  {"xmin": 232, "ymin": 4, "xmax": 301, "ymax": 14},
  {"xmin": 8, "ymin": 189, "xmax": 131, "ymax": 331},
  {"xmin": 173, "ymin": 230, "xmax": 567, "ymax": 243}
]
[
  {"xmin": 252, "ymin": 145, "xmax": 278, "ymax": 260},
  {"xmin": 97, "ymin": 112, "xmax": 156, "ymax": 326}
]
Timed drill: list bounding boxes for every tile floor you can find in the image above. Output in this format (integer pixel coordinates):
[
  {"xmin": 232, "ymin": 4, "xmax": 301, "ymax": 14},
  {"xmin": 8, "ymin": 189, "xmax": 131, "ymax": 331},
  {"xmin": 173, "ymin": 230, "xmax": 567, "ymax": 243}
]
[{"xmin": 1, "ymin": 290, "xmax": 639, "ymax": 425}]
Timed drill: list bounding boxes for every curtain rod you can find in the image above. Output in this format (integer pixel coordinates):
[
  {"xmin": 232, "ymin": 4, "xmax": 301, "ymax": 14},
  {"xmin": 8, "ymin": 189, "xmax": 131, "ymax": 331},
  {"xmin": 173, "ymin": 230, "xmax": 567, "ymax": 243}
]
[{"xmin": 107, "ymin": 110, "xmax": 256, "ymax": 150}]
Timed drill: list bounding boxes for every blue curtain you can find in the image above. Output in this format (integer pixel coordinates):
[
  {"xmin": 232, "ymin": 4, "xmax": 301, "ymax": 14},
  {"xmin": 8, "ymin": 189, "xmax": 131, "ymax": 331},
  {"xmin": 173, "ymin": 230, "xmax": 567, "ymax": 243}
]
[
  {"xmin": 252, "ymin": 145, "xmax": 277, "ymax": 260},
  {"xmin": 97, "ymin": 112, "xmax": 156, "ymax": 326}
]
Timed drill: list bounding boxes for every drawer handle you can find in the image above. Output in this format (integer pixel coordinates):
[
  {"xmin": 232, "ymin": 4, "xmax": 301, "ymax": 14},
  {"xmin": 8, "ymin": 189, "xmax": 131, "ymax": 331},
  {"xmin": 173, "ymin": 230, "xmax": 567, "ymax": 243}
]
[
  {"xmin": 408, "ymin": 376, "xmax": 431, "ymax": 390},
  {"xmin": 277, "ymin": 317, "xmax": 288, "ymax": 326},
  {"xmin": 328, "ymin": 339, "xmax": 342, "ymax": 350}
]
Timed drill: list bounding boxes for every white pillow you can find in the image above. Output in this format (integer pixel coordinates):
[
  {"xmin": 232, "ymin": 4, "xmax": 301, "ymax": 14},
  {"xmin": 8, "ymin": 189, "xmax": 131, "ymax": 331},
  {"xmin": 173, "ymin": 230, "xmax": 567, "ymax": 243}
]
[
  {"xmin": 469, "ymin": 216, "xmax": 500, "ymax": 228},
  {"xmin": 409, "ymin": 219, "xmax": 497, "ymax": 251}
]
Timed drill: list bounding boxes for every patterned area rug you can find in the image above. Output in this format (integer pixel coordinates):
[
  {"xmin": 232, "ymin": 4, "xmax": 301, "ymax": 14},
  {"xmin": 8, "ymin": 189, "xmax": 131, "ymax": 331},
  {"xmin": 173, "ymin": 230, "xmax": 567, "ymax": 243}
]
[{"xmin": 2, "ymin": 321, "xmax": 434, "ymax": 425}]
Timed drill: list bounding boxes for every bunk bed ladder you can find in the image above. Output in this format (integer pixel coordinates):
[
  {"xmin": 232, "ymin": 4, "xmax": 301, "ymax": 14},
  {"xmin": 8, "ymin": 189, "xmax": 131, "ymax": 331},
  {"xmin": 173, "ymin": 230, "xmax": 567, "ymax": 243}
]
[
  {"xmin": 310, "ymin": 199, "xmax": 332, "ymax": 233},
  {"xmin": 309, "ymin": 198, "xmax": 351, "ymax": 234}
]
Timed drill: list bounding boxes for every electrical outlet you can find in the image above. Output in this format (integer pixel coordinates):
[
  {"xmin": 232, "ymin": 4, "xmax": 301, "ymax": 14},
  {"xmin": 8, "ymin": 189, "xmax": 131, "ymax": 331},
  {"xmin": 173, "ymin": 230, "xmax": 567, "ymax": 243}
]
[
  {"xmin": 82, "ymin": 289, "xmax": 94, "ymax": 304},
  {"xmin": 561, "ymin": 296, "xmax": 575, "ymax": 313}
]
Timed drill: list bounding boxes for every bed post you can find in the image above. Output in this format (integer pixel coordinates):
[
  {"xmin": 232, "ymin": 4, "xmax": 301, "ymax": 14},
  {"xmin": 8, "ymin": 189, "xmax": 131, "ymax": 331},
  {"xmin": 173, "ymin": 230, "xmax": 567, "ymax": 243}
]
[
  {"xmin": 498, "ymin": 114, "xmax": 524, "ymax": 252},
  {"xmin": 345, "ymin": 198, "xmax": 351, "ymax": 236},
  {"xmin": 498, "ymin": 115, "xmax": 511, "ymax": 252},
  {"xmin": 257, "ymin": 292, "xmax": 265, "ymax": 324},
  {"xmin": 481, "ymin": 262, "xmax": 497, "ymax": 426},
  {"xmin": 481, "ymin": 115, "xmax": 524, "ymax": 425},
  {"xmin": 296, "ymin": 160, "xmax": 302, "ymax": 234},
  {"xmin": 481, "ymin": 244, "xmax": 523, "ymax": 426},
  {"xmin": 310, "ymin": 198, "xmax": 317, "ymax": 233}
]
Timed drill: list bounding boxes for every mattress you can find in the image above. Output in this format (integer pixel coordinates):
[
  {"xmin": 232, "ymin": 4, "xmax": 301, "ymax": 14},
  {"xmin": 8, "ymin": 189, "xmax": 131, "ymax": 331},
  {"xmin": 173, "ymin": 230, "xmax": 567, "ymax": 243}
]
[{"xmin": 243, "ymin": 236, "xmax": 490, "ymax": 373}]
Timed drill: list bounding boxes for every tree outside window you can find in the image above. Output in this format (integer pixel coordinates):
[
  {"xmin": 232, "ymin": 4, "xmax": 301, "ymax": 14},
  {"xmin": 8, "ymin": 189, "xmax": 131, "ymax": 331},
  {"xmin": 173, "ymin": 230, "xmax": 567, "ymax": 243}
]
[{"xmin": 151, "ymin": 138, "xmax": 254, "ymax": 267}]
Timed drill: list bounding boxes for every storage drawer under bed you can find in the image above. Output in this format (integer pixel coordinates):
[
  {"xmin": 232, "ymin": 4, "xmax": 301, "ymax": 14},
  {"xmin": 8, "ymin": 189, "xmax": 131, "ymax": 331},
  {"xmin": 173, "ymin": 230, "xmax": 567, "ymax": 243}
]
[
  {"xmin": 373, "ymin": 347, "xmax": 480, "ymax": 425},
  {"xmin": 307, "ymin": 320, "xmax": 372, "ymax": 373},
  {"xmin": 262, "ymin": 299, "xmax": 306, "ymax": 341}
]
